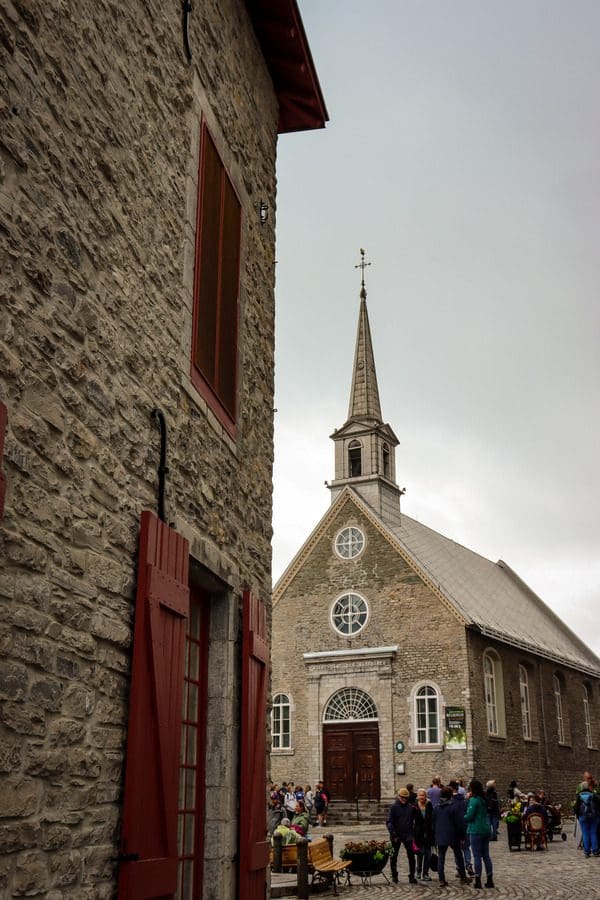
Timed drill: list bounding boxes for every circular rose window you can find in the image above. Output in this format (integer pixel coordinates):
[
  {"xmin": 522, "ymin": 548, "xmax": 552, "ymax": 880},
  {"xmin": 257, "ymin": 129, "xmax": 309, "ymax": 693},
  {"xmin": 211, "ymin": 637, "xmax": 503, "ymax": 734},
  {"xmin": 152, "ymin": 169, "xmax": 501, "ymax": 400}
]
[
  {"xmin": 334, "ymin": 526, "xmax": 365, "ymax": 560},
  {"xmin": 330, "ymin": 592, "xmax": 368, "ymax": 636}
]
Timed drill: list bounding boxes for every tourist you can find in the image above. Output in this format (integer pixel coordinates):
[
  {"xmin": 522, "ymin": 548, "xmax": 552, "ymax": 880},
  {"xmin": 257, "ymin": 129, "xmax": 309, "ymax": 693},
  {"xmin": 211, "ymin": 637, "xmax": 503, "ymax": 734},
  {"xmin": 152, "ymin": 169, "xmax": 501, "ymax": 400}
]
[
  {"xmin": 427, "ymin": 776, "xmax": 443, "ymax": 808},
  {"xmin": 386, "ymin": 787, "xmax": 418, "ymax": 884},
  {"xmin": 291, "ymin": 799, "xmax": 310, "ymax": 837},
  {"xmin": 465, "ymin": 779, "xmax": 494, "ymax": 889},
  {"xmin": 485, "ymin": 780, "xmax": 500, "ymax": 840},
  {"xmin": 406, "ymin": 782, "xmax": 418, "ymax": 804},
  {"xmin": 414, "ymin": 788, "xmax": 434, "ymax": 881},
  {"xmin": 449, "ymin": 779, "xmax": 473, "ymax": 876},
  {"xmin": 272, "ymin": 818, "xmax": 297, "ymax": 845},
  {"xmin": 574, "ymin": 780, "xmax": 600, "ymax": 858},
  {"xmin": 433, "ymin": 786, "xmax": 470, "ymax": 887},
  {"xmin": 284, "ymin": 783, "xmax": 297, "ymax": 819},
  {"xmin": 314, "ymin": 780, "xmax": 330, "ymax": 827},
  {"xmin": 304, "ymin": 784, "xmax": 315, "ymax": 823},
  {"xmin": 268, "ymin": 783, "xmax": 283, "ymax": 835}
]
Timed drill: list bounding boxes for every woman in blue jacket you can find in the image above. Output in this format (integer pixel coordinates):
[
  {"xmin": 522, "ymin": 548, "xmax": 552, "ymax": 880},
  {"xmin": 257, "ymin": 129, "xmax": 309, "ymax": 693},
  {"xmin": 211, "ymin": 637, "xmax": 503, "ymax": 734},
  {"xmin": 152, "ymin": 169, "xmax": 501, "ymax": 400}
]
[{"xmin": 464, "ymin": 780, "xmax": 494, "ymax": 889}]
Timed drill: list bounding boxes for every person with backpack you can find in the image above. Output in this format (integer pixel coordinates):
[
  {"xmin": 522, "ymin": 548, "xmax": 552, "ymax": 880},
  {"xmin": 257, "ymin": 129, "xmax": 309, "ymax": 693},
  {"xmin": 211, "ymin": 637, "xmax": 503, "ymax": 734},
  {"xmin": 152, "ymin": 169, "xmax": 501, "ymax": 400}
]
[
  {"xmin": 574, "ymin": 781, "xmax": 600, "ymax": 857},
  {"xmin": 314, "ymin": 780, "xmax": 330, "ymax": 827}
]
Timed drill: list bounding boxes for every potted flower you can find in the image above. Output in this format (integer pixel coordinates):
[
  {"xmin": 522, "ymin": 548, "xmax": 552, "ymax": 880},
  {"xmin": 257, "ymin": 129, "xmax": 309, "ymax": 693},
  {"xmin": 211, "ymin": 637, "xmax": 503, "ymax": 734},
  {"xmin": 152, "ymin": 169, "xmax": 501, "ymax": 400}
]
[
  {"xmin": 502, "ymin": 800, "xmax": 523, "ymax": 850},
  {"xmin": 340, "ymin": 839, "xmax": 392, "ymax": 875}
]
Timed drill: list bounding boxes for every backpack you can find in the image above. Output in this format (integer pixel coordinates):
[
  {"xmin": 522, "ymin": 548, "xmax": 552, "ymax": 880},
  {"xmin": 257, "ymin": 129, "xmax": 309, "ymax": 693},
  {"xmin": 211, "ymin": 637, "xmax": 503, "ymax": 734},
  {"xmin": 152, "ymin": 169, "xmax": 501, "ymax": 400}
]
[{"xmin": 581, "ymin": 793, "xmax": 595, "ymax": 821}]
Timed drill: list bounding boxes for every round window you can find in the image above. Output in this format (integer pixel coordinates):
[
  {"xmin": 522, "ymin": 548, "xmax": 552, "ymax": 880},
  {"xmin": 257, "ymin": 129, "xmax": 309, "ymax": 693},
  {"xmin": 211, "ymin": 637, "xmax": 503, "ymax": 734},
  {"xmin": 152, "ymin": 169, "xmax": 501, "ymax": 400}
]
[
  {"xmin": 331, "ymin": 593, "xmax": 368, "ymax": 636},
  {"xmin": 334, "ymin": 526, "xmax": 365, "ymax": 560}
]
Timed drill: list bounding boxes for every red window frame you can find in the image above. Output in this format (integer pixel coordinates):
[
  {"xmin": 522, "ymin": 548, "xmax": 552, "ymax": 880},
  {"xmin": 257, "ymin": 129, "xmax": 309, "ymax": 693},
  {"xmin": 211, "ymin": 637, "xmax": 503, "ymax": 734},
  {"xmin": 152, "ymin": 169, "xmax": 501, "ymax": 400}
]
[
  {"xmin": 191, "ymin": 123, "xmax": 242, "ymax": 438},
  {"xmin": 177, "ymin": 586, "xmax": 210, "ymax": 900}
]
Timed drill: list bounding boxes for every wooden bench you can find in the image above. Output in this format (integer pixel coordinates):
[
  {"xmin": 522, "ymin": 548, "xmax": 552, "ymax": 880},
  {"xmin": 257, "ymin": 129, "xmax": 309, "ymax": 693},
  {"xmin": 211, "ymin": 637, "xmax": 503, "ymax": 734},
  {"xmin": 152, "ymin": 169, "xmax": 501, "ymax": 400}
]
[
  {"xmin": 308, "ymin": 837, "xmax": 351, "ymax": 895},
  {"xmin": 269, "ymin": 842, "xmax": 299, "ymax": 871}
]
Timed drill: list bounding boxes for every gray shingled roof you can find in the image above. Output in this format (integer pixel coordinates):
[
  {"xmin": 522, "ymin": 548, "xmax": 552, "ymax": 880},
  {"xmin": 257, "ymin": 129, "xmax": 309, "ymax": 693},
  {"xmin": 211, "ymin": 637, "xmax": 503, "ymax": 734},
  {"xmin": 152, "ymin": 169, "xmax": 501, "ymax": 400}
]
[{"xmin": 385, "ymin": 512, "xmax": 600, "ymax": 676}]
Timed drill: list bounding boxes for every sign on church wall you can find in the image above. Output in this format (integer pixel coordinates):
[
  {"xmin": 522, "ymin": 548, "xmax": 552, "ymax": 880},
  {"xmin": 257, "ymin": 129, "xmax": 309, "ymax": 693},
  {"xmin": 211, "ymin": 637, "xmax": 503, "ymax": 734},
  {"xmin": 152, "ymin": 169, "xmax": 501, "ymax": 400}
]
[{"xmin": 444, "ymin": 707, "xmax": 467, "ymax": 749}]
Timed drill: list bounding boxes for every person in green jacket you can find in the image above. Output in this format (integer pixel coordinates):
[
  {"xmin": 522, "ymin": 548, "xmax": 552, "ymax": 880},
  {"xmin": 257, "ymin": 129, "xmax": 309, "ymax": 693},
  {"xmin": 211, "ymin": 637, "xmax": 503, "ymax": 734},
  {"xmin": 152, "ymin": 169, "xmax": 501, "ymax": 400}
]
[{"xmin": 464, "ymin": 780, "xmax": 494, "ymax": 889}]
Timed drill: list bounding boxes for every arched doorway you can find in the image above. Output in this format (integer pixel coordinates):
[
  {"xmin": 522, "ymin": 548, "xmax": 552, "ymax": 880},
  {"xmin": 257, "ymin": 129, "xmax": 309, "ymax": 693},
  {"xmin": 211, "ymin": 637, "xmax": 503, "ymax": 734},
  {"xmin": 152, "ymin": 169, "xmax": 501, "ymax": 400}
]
[{"xmin": 322, "ymin": 688, "xmax": 380, "ymax": 801}]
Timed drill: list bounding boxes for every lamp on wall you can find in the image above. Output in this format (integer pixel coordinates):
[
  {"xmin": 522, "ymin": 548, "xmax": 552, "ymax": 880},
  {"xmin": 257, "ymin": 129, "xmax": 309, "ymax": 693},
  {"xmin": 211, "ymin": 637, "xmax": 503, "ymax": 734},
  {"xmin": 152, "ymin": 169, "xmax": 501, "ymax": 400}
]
[{"xmin": 259, "ymin": 201, "xmax": 269, "ymax": 224}]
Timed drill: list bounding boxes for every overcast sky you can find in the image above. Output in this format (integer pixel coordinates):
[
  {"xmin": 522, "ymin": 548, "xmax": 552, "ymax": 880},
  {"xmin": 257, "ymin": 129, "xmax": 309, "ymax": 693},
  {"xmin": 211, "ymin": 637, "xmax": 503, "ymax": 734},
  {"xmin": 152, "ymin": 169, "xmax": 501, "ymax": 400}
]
[{"xmin": 271, "ymin": 1, "xmax": 600, "ymax": 656}]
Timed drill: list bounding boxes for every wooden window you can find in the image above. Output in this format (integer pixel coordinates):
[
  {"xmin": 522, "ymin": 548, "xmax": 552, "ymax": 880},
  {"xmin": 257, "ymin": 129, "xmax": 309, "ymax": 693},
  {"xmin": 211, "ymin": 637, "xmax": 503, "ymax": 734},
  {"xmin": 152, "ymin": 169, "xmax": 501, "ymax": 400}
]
[
  {"xmin": 583, "ymin": 684, "xmax": 593, "ymax": 748},
  {"xmin": 191, "ymin": 125, "xmax": 241, "ymax": 434},
  {"xmin": 415, "ymin": 685, "xmax": 440, "ymax": 745},
  {"xmin": 177, "ymin": 588, "xmax": 210, "ymax": 900},
  {"xmin": 483, "ymin": 650, "xmax": 506, "ymax": 737},
  {"xmin": 519, "ymin": 665, "xmax": 532, "ymax": 740},
  {"xmin": 272, "ymin": 693, "xmax": 291, "ymax": 750},
  {"xmin": 554, "ymin": 674, "xmax": 565, "ymax": 744}
]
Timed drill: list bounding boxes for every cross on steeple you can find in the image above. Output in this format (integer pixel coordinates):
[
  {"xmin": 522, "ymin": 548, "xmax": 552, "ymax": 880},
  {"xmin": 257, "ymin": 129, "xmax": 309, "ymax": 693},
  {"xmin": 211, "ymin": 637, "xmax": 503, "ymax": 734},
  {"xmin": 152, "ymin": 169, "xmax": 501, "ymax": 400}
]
[{"xmin": 354, "ymin": 248, "xmax": 371, "ymax": 295}]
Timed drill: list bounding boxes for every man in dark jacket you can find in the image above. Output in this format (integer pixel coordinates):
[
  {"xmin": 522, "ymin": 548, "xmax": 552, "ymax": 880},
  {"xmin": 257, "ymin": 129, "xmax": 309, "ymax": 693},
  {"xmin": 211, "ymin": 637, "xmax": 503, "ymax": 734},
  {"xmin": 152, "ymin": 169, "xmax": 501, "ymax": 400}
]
[
  {"xmin": 387, "ymin": 788, "xmax": 418, "ymax": 884},
  {"xmin": 433, "ymin": 787, "xmax": 471, "ymax": 887}
]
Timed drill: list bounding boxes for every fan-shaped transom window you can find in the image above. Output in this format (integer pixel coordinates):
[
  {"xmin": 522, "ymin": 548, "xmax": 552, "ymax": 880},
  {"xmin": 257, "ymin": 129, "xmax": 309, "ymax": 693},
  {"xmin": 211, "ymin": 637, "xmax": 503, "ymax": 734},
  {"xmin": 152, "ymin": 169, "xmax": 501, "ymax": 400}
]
[
  {"xmin": 323, "ymin": 688, "xmax": 378, "ymax": 722},
  {"xmin": 334, "ymin": 527, "xmax": 365, "ymax": 560},
  {"xmin": 330, "ymin": 593, "xmax": 368, "ymax": 636}
]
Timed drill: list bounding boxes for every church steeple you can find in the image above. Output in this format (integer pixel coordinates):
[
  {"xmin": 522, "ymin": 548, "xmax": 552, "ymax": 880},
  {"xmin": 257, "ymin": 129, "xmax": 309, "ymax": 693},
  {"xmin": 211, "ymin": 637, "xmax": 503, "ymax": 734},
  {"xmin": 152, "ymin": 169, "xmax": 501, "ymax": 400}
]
[
  {"xmin": 328, "ymin": 250, "xmax": 403, "ymax": 524},
  {"xmin": 347, "ymin": 276, "xmax": 383, "ymax": 422}
]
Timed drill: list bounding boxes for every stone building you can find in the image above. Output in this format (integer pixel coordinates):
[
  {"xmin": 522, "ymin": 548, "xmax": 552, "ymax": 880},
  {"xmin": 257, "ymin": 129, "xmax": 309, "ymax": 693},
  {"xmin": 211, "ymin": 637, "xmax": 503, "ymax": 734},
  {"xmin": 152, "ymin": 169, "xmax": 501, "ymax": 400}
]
[
  {"xmin": 0, "ymin": 2, "xmax": 326, "ymax": 898},
  {"xmin": 271, "ymin": 278, "xmax": 600, "ymax": 808}
]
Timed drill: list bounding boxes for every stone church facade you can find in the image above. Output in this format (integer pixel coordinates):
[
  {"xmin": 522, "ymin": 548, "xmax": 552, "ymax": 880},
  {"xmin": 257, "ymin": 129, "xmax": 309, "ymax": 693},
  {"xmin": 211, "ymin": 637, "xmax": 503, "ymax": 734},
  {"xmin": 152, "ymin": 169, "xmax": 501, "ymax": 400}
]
[
  {"xmin": 0, "ymin": 2, "xmax": 326, "ymax": 898},
  {"xmin": 271, "ymin": 279, "xmax": 600, "ymax": 808}
]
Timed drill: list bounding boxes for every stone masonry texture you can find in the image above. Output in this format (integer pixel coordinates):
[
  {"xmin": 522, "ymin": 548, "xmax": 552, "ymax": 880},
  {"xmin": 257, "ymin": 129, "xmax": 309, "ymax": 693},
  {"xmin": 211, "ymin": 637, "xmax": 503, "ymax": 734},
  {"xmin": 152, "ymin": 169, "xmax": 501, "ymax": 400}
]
[{"xmin": 0, "ymin": 0, "xmax": 279, "ymax": 896}]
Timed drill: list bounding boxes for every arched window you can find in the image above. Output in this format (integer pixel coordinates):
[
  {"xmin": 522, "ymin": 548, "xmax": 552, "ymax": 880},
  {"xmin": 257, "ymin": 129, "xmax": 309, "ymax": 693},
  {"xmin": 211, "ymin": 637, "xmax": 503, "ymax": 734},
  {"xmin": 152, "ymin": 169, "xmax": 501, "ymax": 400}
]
[
  {"xmin": 415, "ymin": 684, "xmax": 440, "ymax": 746},
  {"xmin": 519, "ymin": 665, "xmax": 532, "ymax": 740},
  {"xmin": 553, "ymin": 674, "xmax": 565, "ymax": 744},
  {"xmin": 483, "ymin": 650, "xmax": 505, "ymax": 737},
  {"xmin": 330, "ymin": 592, "xmax": 368, "ymax": 637},
  {"xmin": 583, "ymin": 684, "xmax": 593, "ymax": 748},
  {"xmin": 382, "ymin": 442, "xmax": 390, "ymax": 479},
  {"xmin": 323, "ymin": 688, "xmax": 377, "ymax": 722},
  {"xmin": 272, "ymin": 693, "xmax": 291, "ymax": 750},
  {"xmin": 348, "ymin": 440, "xmax": 362, "ymax": 477}
]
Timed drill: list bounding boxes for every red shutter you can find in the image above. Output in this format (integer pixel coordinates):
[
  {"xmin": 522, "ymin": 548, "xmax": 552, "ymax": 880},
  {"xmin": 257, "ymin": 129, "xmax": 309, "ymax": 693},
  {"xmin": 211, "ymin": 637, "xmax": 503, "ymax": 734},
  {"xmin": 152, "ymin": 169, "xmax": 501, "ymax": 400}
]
[
  {"xmin": 239, "ymin": 590, "xmax": 270, "ymax": 899},
  {"xmin": 119, "ymin": 511, "xmax": 190, "ymax": 900},
  {"xmin": 0, "ymin": 401, "xmax": 7, "ymax": 519}
]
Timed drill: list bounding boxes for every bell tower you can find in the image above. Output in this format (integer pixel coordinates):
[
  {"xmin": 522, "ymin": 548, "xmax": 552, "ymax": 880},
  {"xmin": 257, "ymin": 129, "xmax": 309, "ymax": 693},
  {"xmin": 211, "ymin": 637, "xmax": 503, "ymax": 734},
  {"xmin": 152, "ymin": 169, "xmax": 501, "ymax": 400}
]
[{"xmin": 328, "ymin": 250, "xmax": 403, "ymax": 524}]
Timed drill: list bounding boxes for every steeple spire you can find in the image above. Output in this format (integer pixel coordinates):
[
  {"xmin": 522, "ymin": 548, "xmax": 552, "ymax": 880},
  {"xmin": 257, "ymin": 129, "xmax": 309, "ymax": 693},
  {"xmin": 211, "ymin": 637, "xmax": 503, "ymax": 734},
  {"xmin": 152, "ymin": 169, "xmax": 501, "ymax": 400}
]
[
  {"xmin": 328, "ymin": 249, "xmax": 402, "ymax": 524},
  {"xmin": 348, "ymin": 249, "xmax": 382, "ymax": 422}
]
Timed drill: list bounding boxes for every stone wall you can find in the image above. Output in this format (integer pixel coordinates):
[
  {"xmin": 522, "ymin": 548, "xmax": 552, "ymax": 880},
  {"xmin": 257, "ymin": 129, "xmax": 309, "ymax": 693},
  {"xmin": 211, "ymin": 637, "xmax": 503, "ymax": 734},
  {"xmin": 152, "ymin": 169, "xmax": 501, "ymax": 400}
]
[
  {"xmin": 271, "ymin": 494, "xmax": 473, "ymax": 798},
  {"xmin": 467, "ymin": 632, "xmax": 600, "ymax": 807},
  {"xmin": 0, "ymin": 0, "xmax": 278, "ymax": 895}
]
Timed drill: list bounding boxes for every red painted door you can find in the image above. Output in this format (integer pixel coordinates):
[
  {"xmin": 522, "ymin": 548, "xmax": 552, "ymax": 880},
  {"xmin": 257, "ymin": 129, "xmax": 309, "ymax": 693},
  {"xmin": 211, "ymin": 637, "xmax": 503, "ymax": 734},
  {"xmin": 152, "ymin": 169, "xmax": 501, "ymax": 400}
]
[
  {"xmin": 239, "ymin": 590, "xmax": 270, "ymax": 899},
  {"xmin": 118, "ymin": 511, "xmax": 190, "ymax": 900}
]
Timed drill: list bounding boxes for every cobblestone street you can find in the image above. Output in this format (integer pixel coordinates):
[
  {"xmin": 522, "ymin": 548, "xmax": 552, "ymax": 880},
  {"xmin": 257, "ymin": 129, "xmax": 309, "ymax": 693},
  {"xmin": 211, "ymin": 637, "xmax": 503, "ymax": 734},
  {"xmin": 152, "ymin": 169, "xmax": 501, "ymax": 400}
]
[{"xmin": 272, "ymin": 821, "xmax": 600, "ymax": 899}]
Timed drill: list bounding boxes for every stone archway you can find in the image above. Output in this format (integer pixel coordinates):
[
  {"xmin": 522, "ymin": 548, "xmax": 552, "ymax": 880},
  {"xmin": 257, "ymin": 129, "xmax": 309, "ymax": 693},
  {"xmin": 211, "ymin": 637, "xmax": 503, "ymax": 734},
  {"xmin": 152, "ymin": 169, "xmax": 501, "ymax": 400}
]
[{"xmin": 322, "ymin": 688, "xmax": 380, "ymax": 801}]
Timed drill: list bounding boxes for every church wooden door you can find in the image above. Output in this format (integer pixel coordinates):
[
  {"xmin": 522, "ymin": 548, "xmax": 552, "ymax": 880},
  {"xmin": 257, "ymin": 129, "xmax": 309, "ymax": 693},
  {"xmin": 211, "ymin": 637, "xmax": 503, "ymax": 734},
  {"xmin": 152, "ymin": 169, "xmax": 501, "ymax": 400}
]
[{"xmin": 323, "ymin": 723, "xmax": 380, "ymax": 801}]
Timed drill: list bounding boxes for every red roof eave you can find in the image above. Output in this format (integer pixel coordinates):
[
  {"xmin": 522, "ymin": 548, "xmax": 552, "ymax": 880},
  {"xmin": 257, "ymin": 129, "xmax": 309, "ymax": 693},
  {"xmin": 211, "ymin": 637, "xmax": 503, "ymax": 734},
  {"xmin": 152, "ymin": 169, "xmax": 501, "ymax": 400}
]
[{"xmin": 245, "ymin": 0, "xmax": 329, "ymax": 134}]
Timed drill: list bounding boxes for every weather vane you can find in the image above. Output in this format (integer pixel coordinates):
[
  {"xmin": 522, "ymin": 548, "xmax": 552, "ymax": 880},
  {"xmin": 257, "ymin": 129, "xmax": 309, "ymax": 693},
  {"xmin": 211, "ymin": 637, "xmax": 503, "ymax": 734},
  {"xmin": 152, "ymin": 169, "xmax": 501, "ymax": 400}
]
[{"xmin": 354, "ymin": 248, "xmax": 371, "ymax": 293}]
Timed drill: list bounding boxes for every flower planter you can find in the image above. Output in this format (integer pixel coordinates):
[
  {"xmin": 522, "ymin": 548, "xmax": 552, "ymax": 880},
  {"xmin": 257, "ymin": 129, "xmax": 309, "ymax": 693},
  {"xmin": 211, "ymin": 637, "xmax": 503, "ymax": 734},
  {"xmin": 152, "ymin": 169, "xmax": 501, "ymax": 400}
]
[
  {"xmin": 506, "ymin": 820, "xmax": 522, "ymax": 851},
  {"xmin": 343, "ymin": 851, "xmax": 389, "ymax": 875}
]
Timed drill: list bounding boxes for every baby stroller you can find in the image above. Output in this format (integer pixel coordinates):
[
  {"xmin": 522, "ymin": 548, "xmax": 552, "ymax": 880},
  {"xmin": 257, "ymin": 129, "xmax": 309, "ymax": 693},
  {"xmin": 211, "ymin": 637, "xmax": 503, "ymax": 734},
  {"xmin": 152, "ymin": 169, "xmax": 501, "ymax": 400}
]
[{"xmin": 546, "ymin": 803, "xmax": 567, "ymax": 841}]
